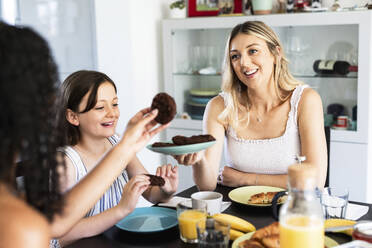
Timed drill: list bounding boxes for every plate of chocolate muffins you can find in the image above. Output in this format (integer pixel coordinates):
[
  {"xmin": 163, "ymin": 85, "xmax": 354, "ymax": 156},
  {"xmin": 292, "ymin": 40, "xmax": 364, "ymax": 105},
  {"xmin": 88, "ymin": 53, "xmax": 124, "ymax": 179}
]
[{"xmin": 147, "ymin": 134, "xmax": 216, "ymax": 155}]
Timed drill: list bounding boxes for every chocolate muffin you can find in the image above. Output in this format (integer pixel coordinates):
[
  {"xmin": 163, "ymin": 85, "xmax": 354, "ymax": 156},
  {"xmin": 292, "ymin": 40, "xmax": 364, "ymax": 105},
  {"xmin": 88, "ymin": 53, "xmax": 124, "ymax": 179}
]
[
  {"xmin": 151, "ymin": 92, "xmax": 176, "ymax": 124},
  {"xmin": 172, "ymin": 134, "xmax": 215, "ymax": 145},
  {"xmin": 171, "ymin": 135, "xmax": 188, "ymax": 145},
  {"xmin": 144, "ymin": 174, "xmax": 165, "ymax": 186},
  {"xmin": 152, "ymin": 142, "xmax": 177, "ymax": 147}
]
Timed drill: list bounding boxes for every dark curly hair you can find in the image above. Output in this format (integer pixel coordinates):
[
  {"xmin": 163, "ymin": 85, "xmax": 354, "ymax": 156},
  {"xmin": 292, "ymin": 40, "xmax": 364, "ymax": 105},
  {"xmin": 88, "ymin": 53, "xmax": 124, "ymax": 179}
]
[
  {"xmin": 58, "ymin": 70, "xmax": 116, "ymax": 146},
  {"xmin": 0, "ymin": 22, "xmax": 65, "ymax": 221}
]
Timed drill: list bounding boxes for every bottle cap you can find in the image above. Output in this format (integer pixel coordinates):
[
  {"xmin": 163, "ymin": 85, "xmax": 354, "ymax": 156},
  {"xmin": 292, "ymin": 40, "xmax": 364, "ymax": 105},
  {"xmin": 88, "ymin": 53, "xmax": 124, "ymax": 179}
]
[{"xmin": 288, "ymin": 164, "xmax": 317, "ymax": 190}]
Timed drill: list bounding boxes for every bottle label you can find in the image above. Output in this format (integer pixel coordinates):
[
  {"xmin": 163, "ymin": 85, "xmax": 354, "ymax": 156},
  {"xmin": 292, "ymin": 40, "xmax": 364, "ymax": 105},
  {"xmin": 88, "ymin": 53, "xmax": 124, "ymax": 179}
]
[{"xmin": 318, "ymin": 60, "xmax": 335, "ymax": 70}]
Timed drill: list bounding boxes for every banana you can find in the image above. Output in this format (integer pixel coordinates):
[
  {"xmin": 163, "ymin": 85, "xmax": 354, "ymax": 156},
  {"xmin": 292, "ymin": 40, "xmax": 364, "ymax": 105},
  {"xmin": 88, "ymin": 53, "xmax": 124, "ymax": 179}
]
[
  {"xmin": 324, "ymin": 218, "xmax": 356, "ymax": 236},
  {"xmin": 212, "ymin": 213, "xmax": 256, "ymax": 233},
  {"xmin": 229, "ymin": 228, "xmax": 245, "ymax": 240}
]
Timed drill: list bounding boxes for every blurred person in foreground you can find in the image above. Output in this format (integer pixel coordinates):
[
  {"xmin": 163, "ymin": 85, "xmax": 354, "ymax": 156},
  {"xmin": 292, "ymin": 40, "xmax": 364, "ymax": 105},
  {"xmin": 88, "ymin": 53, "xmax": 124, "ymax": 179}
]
[{"xmin": 0, "ymin": 21, "xmax": 168, "ymax": 247}]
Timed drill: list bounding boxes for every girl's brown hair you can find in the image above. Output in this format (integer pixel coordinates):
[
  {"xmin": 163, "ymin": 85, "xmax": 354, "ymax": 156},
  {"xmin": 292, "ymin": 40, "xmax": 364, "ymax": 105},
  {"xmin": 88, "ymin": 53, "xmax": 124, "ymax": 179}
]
[{"xmin": 58, "ymin": 70, "xmax": 117, "ymax": 145}]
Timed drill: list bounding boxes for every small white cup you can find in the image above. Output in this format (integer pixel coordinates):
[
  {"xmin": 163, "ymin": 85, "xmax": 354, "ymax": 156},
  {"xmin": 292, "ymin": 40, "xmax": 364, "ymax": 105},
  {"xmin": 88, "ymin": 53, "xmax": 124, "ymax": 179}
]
[{"xmin": 191, "ymin": 191, "xmax": 223, "ymax": 215}]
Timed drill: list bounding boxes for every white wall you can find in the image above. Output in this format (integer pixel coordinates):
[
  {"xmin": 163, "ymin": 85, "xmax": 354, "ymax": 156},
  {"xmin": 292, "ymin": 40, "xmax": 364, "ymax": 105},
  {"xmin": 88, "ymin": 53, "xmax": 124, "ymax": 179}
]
[
  {"xmin": 94, "ymin": 0, "xmax": 173, "ymax": 206},
  {"xmin": 13, "ymin": 0, "xmax": 97, "ymax": 81}
]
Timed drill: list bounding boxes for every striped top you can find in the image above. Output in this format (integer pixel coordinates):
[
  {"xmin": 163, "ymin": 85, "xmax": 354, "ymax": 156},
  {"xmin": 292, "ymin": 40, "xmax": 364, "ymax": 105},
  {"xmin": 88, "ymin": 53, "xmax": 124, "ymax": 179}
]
[
  {"xmin": 62, "ymin": 134, "xmax": 129, "ymax": 216},
  {"xmin": 50, "ymin": 135, "xmax": 128, "ymax": 248}
]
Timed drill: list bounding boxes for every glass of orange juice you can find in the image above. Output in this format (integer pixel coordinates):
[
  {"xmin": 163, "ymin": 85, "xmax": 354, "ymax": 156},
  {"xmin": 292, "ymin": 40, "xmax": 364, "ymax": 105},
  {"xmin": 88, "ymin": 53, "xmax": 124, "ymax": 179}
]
[
  {"xmin": 177, "ymin": 200, "xmax": 207, "ymax": 243},
  {"xmin": 280, "ymin": 215, "xmax": 324, "ymax": 248}
]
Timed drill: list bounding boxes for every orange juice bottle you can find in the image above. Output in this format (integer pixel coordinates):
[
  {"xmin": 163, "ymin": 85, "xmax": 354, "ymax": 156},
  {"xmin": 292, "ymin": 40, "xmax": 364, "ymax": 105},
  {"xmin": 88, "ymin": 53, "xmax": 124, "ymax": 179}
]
[{"xmin": 279, "ymin": 163, "xmax": 324, "ymax": 248}]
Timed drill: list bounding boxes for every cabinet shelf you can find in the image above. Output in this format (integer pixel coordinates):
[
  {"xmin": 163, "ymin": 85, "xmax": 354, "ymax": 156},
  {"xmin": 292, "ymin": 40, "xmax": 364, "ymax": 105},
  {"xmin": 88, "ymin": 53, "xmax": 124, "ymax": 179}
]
[
  {"xmin": 330, "ymin": 129, "xmax": 359, "ymax": 142},
  {"xmin": 173, "ymin": 73, "xmax": 357, "ymax": 79}
]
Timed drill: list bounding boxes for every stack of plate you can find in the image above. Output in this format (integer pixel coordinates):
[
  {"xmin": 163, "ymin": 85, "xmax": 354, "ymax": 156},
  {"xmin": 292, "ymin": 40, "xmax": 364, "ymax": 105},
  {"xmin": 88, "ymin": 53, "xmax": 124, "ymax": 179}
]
[{"xmin": 187, "ymin": 89, "xmax": 220, "ymax": 120}]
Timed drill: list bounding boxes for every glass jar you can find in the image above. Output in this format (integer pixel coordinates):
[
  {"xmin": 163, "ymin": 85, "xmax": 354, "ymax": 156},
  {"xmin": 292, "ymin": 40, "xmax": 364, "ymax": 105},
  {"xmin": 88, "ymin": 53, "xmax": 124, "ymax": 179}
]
[
  {"xmin": 352, "ymin": 221, "xmax": 372, "ymax": 243},
  {"xmin": 279, "ymin": 164, "xmax": 324, "ymax": 248}
]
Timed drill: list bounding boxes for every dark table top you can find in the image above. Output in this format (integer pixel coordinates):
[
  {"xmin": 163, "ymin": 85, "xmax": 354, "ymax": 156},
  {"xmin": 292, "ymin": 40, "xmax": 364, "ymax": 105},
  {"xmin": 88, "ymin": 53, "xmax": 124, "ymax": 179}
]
[{"xmin": 66, "ymin": 185, "xmax": 372, "ymax": 248}]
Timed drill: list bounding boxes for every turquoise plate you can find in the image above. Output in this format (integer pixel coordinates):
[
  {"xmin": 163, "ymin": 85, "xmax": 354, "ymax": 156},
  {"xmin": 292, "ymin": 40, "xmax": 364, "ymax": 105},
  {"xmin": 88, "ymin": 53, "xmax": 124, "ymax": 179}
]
[
  {"xmin": 115, "ymin": 207, "xmax": 177, "ymax": 233},
  {"xmin": 147, "ymin": 140, "xmax": 216, "ymax": 155}
]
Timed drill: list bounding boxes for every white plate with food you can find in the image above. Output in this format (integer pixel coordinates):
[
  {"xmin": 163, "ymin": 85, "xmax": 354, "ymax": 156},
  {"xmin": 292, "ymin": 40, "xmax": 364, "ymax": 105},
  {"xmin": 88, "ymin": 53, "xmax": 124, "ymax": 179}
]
[
  {"xmin": 228, "ymin": 186, "xmax": 286, "ymax": 207},
  {"xmin": 232, "ymin": 231, "xmax": 339, "ymax": 248}
]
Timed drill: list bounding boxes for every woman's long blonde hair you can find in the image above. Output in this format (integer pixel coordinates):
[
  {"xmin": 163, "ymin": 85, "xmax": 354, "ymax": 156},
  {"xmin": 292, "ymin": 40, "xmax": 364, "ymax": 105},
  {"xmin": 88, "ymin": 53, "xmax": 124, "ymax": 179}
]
[{"xmin": 218, "ymin": 21, "xmax": 303, "ymax": 130}]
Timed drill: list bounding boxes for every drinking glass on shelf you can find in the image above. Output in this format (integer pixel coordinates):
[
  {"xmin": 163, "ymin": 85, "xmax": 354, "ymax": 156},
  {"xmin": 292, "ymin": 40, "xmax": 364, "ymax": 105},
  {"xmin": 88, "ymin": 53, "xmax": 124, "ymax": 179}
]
[
  {"xmin": 177, "ymin": 200, "xmax": 207, "ymax": 243},
  {"xmin": 286, "ymin": 35, "xmax": 304, "ymax": 54},
  {"xmin": 190, "ymin": 46, "xmax": 209, "ymax": 74},
  {"xmin": 207, "ymin": 46, "xmax": 218, "ymax": 69},
  {"xmin": 321, "ymin": 187, "xmax": 349, "ymax": 219},
  {"xmin": 285, "ymin": 35, "xmax": 310, "ymax": 76},
  {"xmin": 349, "ymin": 47, "xmax": 358, "ymax": 66},
  {"xmin": 175, "ymin": 53, "xmax": 190, "ymax": 74},
  {"xmin": 190, "ymin": 46, "xmax": 202, "ymax": 74},
  {"xmin": 213, "ymin": 45, "xmax": 224, "ymax": 74}
]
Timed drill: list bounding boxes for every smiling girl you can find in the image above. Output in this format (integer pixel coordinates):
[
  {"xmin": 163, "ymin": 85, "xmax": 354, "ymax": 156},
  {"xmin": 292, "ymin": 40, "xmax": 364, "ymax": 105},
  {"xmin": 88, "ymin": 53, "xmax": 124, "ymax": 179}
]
[{"xmin": 56, "ymin": 70, "xmax": 178, "ymax": 247}]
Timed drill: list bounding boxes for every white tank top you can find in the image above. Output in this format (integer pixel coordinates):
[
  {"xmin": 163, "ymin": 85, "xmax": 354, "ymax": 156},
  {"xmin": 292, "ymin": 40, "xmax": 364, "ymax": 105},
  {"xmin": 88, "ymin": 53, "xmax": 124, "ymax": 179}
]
[{"xmin": 221, "ymin": 85, "xmax": 307, "ymax": 174}]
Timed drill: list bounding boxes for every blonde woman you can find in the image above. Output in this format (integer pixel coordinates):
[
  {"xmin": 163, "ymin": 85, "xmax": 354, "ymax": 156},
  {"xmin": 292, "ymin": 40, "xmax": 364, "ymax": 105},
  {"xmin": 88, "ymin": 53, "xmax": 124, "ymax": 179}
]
[{"xmin": 174, "ymin": 21, "xmax": 327, "ymax": 190}]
